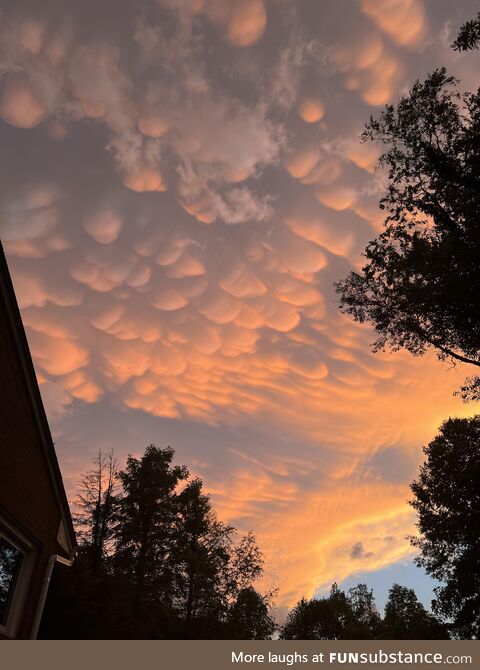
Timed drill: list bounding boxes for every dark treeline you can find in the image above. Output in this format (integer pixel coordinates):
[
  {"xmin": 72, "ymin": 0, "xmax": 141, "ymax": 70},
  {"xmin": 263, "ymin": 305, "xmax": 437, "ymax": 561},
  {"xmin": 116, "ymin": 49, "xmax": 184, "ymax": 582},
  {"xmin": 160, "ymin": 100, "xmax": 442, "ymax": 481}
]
[
  {"xmin": 40, "ymin": 427, "xmax": 480, "ymax": 640},
  {"xmin": 40, "ymin": 445, "xmax": 276, "ymax": 640},
  {"xmin": 280, "ymin": 583, "xmax": 448, "ymax": 640}
]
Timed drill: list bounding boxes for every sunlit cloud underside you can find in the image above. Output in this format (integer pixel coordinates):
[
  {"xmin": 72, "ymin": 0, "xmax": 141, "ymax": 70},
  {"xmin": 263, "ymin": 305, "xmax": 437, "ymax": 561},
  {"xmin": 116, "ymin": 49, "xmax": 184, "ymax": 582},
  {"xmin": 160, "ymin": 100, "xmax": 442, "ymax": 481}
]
[{"xmin": 0, "ymin": 0, "xmax": 478, "ymax": 606}]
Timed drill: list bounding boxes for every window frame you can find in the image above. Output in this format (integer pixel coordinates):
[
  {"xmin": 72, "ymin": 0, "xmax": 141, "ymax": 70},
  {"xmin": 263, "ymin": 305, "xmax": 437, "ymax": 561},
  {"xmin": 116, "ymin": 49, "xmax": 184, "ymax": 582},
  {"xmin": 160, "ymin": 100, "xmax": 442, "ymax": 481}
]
[{"xmin": 0, "ymin": 517, "xmax": 35, "ymax": 639}]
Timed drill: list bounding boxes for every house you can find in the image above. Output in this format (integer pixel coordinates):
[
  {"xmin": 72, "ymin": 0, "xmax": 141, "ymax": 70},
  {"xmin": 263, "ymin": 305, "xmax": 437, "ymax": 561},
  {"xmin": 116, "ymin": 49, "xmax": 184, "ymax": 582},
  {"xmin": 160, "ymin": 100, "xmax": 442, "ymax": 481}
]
[{"xmin": 0, "ymin": 243, "xmax": 76, "ymax": 639}]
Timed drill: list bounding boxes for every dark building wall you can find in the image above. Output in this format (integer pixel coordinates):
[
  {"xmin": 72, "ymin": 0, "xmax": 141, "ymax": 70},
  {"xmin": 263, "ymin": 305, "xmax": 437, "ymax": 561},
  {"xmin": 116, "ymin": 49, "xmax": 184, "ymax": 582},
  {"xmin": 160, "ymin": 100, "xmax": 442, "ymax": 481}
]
[{"xmin": 0, "ymin": 280, "xmax": 63, "ymax": 638}]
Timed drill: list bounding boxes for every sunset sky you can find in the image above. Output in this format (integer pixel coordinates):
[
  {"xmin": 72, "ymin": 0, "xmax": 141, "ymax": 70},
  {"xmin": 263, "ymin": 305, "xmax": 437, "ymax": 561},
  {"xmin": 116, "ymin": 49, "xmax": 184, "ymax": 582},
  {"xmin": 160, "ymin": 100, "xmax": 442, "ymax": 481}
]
[{"xmin": 1, "ymin": 0, "xmax": 479, "ymax": 613}]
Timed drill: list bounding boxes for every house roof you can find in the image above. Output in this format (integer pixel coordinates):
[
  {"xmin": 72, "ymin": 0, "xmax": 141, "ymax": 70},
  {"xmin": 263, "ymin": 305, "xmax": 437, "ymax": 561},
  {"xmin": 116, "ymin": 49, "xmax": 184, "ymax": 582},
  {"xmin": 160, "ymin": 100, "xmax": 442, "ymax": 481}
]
[{"xmin": 0, "ymin": 242, "xmax": 77, "ymax": 558}]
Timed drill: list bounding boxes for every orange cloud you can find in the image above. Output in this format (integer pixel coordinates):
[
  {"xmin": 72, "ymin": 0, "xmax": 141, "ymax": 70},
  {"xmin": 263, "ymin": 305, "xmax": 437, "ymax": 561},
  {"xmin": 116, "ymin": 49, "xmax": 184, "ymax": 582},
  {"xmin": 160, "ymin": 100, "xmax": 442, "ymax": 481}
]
[
  {"xmin": 123, "ymin": 167, "xmax": 167, "ymax": 192},
  {"xmin": 298, "ymin": 97, "xmax": 325, "ymax": 124},
  {"xmin": 84, "ymin": 208, "xmax": 124, "ymax": 244},
  {"xmin": 361, "ymin": 0, "xmax": 426, "ymax": 47},
  {"xmin": 2, "ymin": 0, "xmax": 470, "ymax": 611},
  {"xmin": 0, "ymin": 76, "xmax": 45, "ymax": 128},
  {"xmin": 227, "ymin": 0, "xmax": 267, "ymax": 47}
]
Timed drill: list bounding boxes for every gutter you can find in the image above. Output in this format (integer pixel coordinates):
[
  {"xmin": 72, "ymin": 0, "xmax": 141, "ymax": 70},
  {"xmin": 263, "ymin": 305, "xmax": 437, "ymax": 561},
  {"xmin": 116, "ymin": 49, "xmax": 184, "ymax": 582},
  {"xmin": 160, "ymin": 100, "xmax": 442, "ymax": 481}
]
[{"xmin": 30, "ymin": 552, "xmax": 76, "ymax": 640}]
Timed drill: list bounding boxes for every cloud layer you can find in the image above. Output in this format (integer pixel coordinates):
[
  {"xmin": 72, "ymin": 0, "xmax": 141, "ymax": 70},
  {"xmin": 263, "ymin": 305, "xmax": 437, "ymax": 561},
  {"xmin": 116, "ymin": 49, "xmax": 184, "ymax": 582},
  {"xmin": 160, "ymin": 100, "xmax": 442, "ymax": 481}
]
[{"xmin": 1, "ymin": 0, "xmax": 478, "ymax": 607}]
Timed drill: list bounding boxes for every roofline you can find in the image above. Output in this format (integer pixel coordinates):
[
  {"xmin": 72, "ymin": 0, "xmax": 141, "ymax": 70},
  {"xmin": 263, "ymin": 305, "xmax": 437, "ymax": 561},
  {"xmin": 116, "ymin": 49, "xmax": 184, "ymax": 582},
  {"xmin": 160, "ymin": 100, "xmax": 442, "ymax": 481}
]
[{"xmin": 0, "ymin": 241, "xmax": 77, "ymax": 557}]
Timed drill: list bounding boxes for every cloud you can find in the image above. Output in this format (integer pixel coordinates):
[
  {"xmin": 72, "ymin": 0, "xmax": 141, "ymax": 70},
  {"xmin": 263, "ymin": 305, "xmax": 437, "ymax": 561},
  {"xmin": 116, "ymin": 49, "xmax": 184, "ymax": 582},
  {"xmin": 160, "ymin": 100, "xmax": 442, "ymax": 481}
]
[
  {"xmin": 123, "ymin": 167, "xmax": 167, "ymax": 193},
  {"xmin": 361, "ymin": 0, "xmax": 426, "ymax": 47},
  {"xmin": 227, "ymin": 0, "xmax": 268, "ymax": 47},
  {"xmin": 0, "ymin": 0, "xmax": 473, "ymax": 610},
  {"xmin": 298, "ymin": 97, "xmax": 325, "ymax": 123},
  {"xmin": 0, "ymin": 75, "xmax": 46, "ymax": 128},
  {"xmin": 351, "ymin": 541, "xmax": 371, "ymax": 560},
  {"xmin": 84, "ymin": 207, "xmax": 124, "ymax": 244},
  {"xmin": 1, "ymin": 184, "xmax": 62, "ymax": 241},
  {"xmin": 332, "ymin": 31, "xmax": 404, "ymax": 106}
]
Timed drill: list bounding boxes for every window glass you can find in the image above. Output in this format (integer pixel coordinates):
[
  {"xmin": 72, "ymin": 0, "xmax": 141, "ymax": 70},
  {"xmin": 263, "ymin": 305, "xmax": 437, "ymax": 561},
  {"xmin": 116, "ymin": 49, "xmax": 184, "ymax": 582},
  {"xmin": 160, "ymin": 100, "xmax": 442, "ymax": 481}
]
[{"xmin": 0, "ymin": 536, "xmax": 23, "ymax": 626}]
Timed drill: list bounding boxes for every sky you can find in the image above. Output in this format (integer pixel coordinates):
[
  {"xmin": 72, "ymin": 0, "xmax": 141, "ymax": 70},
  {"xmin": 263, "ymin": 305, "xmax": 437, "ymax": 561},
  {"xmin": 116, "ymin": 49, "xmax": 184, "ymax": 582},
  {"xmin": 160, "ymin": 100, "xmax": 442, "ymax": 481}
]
[{"xmin": 1, "ymin": 0, "xmax": 479, "ymax": 612}]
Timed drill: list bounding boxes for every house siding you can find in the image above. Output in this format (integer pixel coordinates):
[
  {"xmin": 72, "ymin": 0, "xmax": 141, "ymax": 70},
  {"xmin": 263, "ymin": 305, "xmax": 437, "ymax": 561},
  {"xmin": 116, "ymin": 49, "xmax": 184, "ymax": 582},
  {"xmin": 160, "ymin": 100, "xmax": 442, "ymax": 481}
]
[{"xmin": 0, "ymin": 251, "xmax": 74, "ymax": 639}]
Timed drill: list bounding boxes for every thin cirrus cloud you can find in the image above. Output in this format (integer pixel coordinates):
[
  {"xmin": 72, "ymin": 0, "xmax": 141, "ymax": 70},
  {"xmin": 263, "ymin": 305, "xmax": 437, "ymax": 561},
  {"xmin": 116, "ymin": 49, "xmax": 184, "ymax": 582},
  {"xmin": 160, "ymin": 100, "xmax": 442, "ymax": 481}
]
[{"xmin": 0, "ymin": 0, "xmax": 478, "ymax": 608}]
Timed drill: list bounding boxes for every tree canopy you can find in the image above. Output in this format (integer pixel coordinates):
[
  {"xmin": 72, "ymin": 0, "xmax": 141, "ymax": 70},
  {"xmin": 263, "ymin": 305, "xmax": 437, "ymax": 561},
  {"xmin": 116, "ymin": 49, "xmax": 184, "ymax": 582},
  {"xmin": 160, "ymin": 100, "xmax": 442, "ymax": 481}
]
[
  {"xmin": 40, "ymin": 445, "xmax": 275, "ymax": 640},
  {"xmin": 336, "ymin": 60, "xmax": 480, "ymax": 400},
  {"xmin": 382, "ymin": 585, "xmax": 449, "ymax": 640},
  {"xmin": 410, "ymin": 416, "xmax": 480, "ymax": 638},
  {"xmin": 280, "ymin": 582, "xmax": 447, "ymax": 640}
]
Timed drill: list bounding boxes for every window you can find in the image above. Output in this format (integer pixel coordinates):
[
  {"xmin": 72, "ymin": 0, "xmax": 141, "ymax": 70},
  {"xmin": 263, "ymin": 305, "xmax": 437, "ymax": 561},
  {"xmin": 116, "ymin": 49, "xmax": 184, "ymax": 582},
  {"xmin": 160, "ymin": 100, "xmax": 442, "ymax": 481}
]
[
  {"xmin": 0, "ymin": 521, "xmax": 34, "ymax": 638},
  {"xmin": 0, "ymin": 536, "xmax": 23, "ymax": 627}
]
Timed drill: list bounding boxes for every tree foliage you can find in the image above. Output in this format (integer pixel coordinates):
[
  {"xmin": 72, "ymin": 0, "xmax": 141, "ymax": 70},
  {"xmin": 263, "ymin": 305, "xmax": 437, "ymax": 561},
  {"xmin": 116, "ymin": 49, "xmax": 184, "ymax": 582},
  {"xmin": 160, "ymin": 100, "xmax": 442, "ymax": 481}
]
[
  {"xmin": 40, "ymin": 445, "xmax": 275, "ymax": 640},
  {"xmin": 410, "ymin": 416, "xmax": 480, "ymax": 638},
  {"xmin": 453, "ymin": 12, "xmax": 480, "ymax": 52},
  {"xmin": 281, "ymin": 583, "xmax": 382, "ymax": 640},
  {"xmin": 280, "ymin": 582, "xmax": 448, "ymax": 640},
  {"xmin": 382, "ymin": 585, "xmax": 449, "ymax": 640},
  {"xmin": 335, "ymin": 66, "xmax": 480, "ymax": 399}
]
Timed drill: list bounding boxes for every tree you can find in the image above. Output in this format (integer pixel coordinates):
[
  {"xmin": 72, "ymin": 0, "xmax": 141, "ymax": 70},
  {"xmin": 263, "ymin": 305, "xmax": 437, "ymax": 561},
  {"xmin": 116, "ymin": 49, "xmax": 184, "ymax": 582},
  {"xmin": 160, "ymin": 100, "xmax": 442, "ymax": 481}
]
[
  {"xmin": 347, "ymin": 584, "xmax": 382, "ymax": 639},
  {"xmin": 410, "ymin": 416, "xmax": 480, "ymax": 638},
  {"xmin": 41, "ymin": 443, "xmax": 275, "ymax": 639},
  {"xmin": 280, "ymin": 584, "xmax": 359, "ymax": 640},
  {"xmin": 74, "ymin": 450, "xmax": 118, "ymax": 570},
  {"xmin": 226, "ymin": 587, "xmax": 276, "ymax": 640},
  {"xmin": 335, "ymin": 64, "xmax": 480, "ymax": 399},
  {"xmin": 172, "ymin": 477, "xmax": 233, "ymax": 637},
  {"xmin": 112, "ymin": 445, "xmax": 188, "ymax": 630},
  {"xmin": 382, "ymin": 584, "xmax": 449, "ymax": 640},
  {"xmin": 453, "ymin": 12, "xmax": 480, "ymax": 52},
  {"xmin": 172, "ymin": 480, "xmax": 269, "ymax": 638}
]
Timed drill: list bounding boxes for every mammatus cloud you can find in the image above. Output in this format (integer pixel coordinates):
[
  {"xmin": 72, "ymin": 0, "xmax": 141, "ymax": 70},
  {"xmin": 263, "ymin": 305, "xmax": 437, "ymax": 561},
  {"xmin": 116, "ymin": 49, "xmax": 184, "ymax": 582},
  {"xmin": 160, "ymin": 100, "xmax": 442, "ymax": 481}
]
[
  {"xmin": 1, "ymin": 0, "xmax": 477, "ymax": 607},
  {"xmin": 361, "ymin": 0, "xmax": 427, "ymax": 47}
]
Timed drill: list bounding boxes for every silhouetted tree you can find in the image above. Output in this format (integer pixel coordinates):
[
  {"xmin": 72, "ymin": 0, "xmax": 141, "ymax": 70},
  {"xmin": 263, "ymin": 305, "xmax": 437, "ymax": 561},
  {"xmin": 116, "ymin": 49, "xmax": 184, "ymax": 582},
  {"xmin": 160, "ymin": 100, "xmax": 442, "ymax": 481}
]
[
  {"xmin": 226, "ymin": 587, "xmax": 276, "ymax": 640},
  {"xmin": 382, "ymin": 584, "xmax": 449, "ymax": 640},
  {"xmin": 172, "ymin": 478, "xmax": 233, "ymax": 636},
  {"xmin": 281, "ymin": 582, "xmax": 448, "ymax": 640},
  {"xmin": 347, "ymin": 583, "xmax": 383, "ymax": 639},
  {"xmin": 280, "ymin": 584, "xmax": 358, "ymax": 640},
  {"xmin": 453, "ymin": 12, "xmax": 480, "ymax": 51},
  {"xmin": 40, "ymin": 450, "xmax": 127, "ymax": 639},
  {"xmin": 40, "ymin": 444, "xmax": 275, "ymax": 639},
  {"xmin": 410, "ymin": 416, "xmax": 480, "ymax": 638},
  {"xmin": 74, "ymin": 450, "xmax": 118, "ymax": 571},
  {"xmin": 111, "ymin": 445, "xmax": 188, "ymax": 635},
  {"xmin": 173, "ymin": 479, "xmax": 269, "ymax": 638},
  {"xmin": 336, "ymin": 56, "xmax": 480, "ymax": 399}
]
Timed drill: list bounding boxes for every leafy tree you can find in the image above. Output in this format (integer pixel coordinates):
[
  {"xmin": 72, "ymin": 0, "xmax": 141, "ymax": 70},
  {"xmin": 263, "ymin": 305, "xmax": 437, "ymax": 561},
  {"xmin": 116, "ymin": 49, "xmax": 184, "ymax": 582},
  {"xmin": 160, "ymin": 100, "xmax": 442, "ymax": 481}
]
[
  {"xmin": 453, "ymin": 12, "xmax": 480, "ymax": 51},
  {"xmin": 173, "ymin": 479, "xmax": 269, "ymax": 638},
  {"xmin": 382, "ymin": 584, "xmax": 449, "ymax": 639},
  {"xmin": 410, "ymin": 416, "xmax": 480, "ymax": 638},
  {"xmin": 281, "ymin": 582, "xmax": 448, "ymax": 640},
  {"xmin": 280, "ymin": 584, "xmax": 357, "ymax": 640},
  {"xmin": 347, "ymin": 583, "xmax": 382, "ymax": 639},
  {"xmin": 172, "ymin": 478, "xmax": 233, "ymax": 636},
  {"xmin": 335, "ymin": 63, "xmax": 480, "ymax": 399},
  {"xmin": 226, "ymin": 587, "xmax": 276, "ymax": 640}
]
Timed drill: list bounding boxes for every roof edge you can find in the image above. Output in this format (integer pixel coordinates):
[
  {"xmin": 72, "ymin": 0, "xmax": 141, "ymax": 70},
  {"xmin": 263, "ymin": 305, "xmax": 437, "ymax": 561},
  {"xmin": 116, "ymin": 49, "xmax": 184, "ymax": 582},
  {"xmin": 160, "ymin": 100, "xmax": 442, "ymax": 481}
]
[{"xmin": 0, "ymin": 241, "xmax": 77, "ymax": 557}]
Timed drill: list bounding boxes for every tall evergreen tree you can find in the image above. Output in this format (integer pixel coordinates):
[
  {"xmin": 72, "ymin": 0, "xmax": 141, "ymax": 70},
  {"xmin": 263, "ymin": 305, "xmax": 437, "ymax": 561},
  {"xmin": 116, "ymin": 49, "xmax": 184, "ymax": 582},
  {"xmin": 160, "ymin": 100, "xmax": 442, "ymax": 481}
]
[
  {"xmin": 112, "ymin": 445, "xmax": 188, "ymax": 627},
  {"xmin": 41, "ymin": 444, "xmax": 275, "ymax": 639}
]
